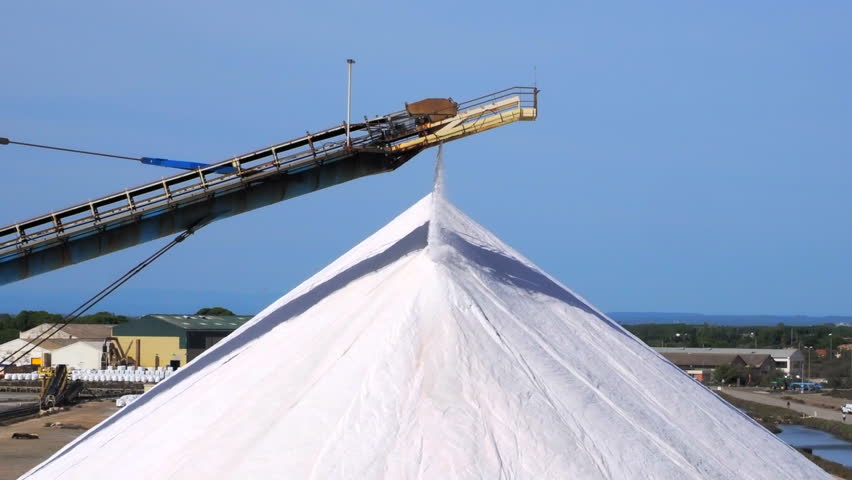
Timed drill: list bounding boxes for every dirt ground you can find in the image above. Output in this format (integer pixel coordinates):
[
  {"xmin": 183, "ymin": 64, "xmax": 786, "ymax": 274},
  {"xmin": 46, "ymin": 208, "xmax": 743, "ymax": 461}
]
[
  {"xmin": 787, "ymin": 390, "xmax": 852, "ymax": 410},
  {"xmin": 723, "ymin": 387, "xmax": 852, "ymax": 419},
  {"xmin": 722, "ymin": 388, "xmax": 844, "ymax": 420},
  {"xmin": 0, "ymin": 401, "xmax": 117, "ymax": 480}
]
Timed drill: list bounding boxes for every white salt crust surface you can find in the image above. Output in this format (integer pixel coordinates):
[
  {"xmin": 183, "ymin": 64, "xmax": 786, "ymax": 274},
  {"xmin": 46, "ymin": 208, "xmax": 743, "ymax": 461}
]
[{"xmin": 21, "ymin": 194, "xmax": 829, "ymax": 479}]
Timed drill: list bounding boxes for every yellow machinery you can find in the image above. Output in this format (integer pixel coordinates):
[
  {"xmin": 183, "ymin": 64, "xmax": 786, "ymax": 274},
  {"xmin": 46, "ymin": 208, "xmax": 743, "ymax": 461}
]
[
  {"xmin": 392, "ymin": 90, "xmax": 537, "ymax": 153},
  {"xmin": 38, "ymin": 365, "xmax": 69, "ymax": 409}
]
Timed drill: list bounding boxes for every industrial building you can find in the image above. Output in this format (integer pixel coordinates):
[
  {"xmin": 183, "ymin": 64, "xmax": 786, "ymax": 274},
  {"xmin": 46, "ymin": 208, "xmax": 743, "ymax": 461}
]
[
  {"xmin": 656, "ymin": 347, "xmax": 803, "ymax": 378},
  {"xmin": 655, "ymin": 350, "xmax": 778, "ymax": 383},
  {"xmin": 19, "ymin": 323, "xmax": 113, "ymax": 341},
  {"xmin": 0, "ymin": 338, "xmax": 77, "ymax": 366},
  {"xmin": 656, "ymin": 351, "xmax": 745, "ymax": 382},
  {"xmin": 0, "ymin": 324, "xmax": 114, "ymax": 366},
  {"xmin": 112, "ymin": 314, "xmax": 251, "ymax": 368},
  {"xmin": 51, "ymin": 341, "xmax": 104, "ymax": 370}
]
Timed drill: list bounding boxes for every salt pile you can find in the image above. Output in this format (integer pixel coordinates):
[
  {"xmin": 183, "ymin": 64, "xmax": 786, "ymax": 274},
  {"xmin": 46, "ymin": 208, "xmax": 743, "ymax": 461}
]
[{"xmin": 22, "ymin": 169, "xmax": 828, "ymax": 479}]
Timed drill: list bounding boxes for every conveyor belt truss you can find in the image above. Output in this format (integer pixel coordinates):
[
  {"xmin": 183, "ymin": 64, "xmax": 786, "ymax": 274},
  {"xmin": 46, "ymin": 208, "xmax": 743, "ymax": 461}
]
[{"xmin": 0, "ymin": 87, "xmax": 537, "ymax": 284}]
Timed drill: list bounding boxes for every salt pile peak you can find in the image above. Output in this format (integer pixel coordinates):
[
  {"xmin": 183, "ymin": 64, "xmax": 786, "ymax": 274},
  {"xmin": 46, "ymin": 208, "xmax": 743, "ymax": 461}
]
[{"xmin": 22, "ymin": 176, "xmax": 827, "ymax": 479}]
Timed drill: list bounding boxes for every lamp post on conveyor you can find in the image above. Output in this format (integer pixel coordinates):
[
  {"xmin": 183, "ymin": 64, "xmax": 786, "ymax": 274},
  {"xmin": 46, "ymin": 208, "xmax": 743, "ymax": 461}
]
[{"xmin": 346, "ymin": 58, "xmax": 356, "ymax": 148}]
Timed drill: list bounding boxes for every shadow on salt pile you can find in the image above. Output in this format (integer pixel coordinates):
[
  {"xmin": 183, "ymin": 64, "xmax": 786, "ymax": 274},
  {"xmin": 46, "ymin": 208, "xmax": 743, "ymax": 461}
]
[
  {"xmin": 442, "ymin": 230, "xmax": 636, "ymax": 341},
  {"xmin": 440, "ymin": 229, "xmax": 767, "ymax": 429}
]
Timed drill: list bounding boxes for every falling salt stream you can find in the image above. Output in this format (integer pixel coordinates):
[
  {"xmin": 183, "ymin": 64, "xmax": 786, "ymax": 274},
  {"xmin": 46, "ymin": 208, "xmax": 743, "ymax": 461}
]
[
  {"xmin": 21, "ymin": 150, "xmax": 830, "ymax": 479},
  {"xmin": 427, "ymin": 143, "xmax": 447, "ymax": 252},
  {"xmin": 433, "ymin": 143, "xmax": 446, "ymax": 201}
]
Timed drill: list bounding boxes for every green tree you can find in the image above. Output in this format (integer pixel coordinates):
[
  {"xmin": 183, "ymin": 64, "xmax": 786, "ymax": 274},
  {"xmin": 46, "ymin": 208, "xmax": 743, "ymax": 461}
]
[
  {"xmin": 714, "ymin": 364, "xmax": 747, "ymax": 385},
  {"xmin": 77, "ymin": 311, "xmax": 129, "ymax": 324},
  {"xmin": 0, "ymin": 327, "xmax": 18, "ymax": 344},
  {"xmin": 13, "ymin": 310, "xmax": 62, "ymax": 331},
  {"xmin": 196, "ymin": 307, "xmax": 235, "ymax": 316}
]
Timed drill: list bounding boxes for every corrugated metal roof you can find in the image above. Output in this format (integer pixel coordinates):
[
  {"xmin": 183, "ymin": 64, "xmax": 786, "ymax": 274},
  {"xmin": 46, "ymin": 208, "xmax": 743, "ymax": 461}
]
[
  {"xmin": 34, "ymin": 339, "xmax": 79, "ymax": 351},
  {"xmin": 112, "ymin": 315, "xmax": 253, "ymax": 349},
  {"xmin": 658, "ymin": 351, "xmax": 775, "ymax": 369},
  {"xmin": 655, "ymin": 347, "xmax": 800, "ymax": 359},
  {"xmin": 738, "ymin": 354, "xmax": 775, "ymax": 368},
  {"xmin": 19, "ymin": 323, "xmax": 114, "ymax": 340},
  {"xmin": 149, "ymin": 315, "xmax": 252, "ymax": 331},
  {"xmin": 61, "ymin": 324, "xmax": 114, "ymax": 339},
  {"xmin": 659, "ymin": 352, "xmax": 745, "ymax": 368}
]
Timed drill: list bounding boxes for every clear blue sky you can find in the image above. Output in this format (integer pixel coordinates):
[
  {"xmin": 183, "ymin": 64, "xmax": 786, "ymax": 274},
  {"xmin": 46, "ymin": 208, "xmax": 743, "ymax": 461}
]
[{"xmin": 0, "ymin": 2, "xmax": 849, "ymax": 316}]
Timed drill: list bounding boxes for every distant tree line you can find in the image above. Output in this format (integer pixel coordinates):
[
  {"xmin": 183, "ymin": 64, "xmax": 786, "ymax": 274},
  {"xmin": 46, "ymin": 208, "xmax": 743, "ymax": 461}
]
[
  {"xmin": 625, "ymin": 322, "xmax": 852, "ymax": 386},
  {"xmin": 623, "ymin": 322, "xmax": 852, "ymax": 352},
  {"xmin": 195, "ymin": 307, "xmax": 234, "ymax": 316},
  {"xmin": 0, "ymin": 307, "xmax": 237, "ymax": 344},
  {"xmin": 711, "ymin": 364, "xmax": 789, "ymax": 387}
]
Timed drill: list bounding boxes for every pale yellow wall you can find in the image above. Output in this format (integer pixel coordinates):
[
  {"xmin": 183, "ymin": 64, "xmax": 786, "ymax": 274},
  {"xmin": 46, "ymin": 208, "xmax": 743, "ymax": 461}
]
[{"xmin": 114, "ymin": 336, "xmax": 187, "ymax": 368}]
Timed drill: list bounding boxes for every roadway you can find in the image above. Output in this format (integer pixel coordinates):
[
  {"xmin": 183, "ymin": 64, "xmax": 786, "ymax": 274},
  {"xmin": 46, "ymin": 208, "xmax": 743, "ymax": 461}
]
[{"xmin": 722, "ymin": 388, "xmax": 846, "ymax": 422}]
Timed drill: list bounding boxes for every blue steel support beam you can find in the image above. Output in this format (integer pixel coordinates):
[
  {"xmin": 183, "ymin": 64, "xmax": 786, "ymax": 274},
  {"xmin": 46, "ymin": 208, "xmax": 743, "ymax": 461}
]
[
  {"xmin": 140, "ymin": 157, "xmax": 236, "ymax": 174},
  {"xmin": 0, "ymin": 150, "xmax": 417, "ymax": 285}
]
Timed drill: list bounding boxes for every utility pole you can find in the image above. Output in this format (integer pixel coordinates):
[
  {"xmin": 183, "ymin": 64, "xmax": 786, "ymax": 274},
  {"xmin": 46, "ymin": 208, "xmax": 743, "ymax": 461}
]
[
  {"xmin": 345, "ymin": 59, "xmax": 356, "ymax": 148},
  {"xmin": 829, "ymin": 333, "xmax": 833, "ymax": 359}
]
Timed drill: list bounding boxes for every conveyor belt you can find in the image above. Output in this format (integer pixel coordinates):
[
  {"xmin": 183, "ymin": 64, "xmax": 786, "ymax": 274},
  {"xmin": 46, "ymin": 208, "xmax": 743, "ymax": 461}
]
[{"xmin": 0, "ymin": 87, "xmax": 537, "ymax": 284}]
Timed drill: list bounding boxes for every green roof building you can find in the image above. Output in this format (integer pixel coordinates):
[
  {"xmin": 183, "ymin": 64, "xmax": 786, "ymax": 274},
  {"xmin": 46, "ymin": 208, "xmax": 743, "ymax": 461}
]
[{"xmin": 113, "ymin": 314, "xmax": 252, "ymax": 367}]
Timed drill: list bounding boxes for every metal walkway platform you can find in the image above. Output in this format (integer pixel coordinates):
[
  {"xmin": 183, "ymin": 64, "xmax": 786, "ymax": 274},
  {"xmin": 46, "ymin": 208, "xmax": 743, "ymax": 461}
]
[{"xmin": 0, "ymin": 87, "xmax": 537, "ymax": 285}]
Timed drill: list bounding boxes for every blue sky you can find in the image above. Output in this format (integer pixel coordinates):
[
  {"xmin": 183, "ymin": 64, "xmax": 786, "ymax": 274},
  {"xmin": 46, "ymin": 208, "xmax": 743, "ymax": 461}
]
[{"xmin": 0, "ymin": 2, "xmax": 849, "ymax": 316}]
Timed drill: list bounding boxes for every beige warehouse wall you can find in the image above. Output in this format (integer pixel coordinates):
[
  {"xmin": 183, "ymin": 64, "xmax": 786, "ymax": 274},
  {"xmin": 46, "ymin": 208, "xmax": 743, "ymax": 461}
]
[
  {"xmin": 53, "ymin": 345, "xmax": 101, "ymax": 370},
  {"xmin": 114, "ymin": 336, "xmax": 187, "ymax": 368}
]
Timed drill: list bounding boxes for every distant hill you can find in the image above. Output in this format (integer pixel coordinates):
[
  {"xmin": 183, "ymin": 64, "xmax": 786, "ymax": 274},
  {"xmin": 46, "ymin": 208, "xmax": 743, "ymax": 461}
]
[{"xmin": 608, "ymin": 312, "xmax": 852, "ymax": 326}]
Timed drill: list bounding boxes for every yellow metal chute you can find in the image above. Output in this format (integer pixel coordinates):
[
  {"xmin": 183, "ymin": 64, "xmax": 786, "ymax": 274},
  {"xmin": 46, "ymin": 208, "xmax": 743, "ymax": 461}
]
[{"xmin": 392, "ymin": 88, "xmax": 538, "ymax": 153}]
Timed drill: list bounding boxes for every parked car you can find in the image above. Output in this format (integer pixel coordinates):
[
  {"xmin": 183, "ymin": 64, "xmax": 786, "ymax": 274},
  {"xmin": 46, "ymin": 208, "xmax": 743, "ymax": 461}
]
[
  {"xmin": 789, "ymin": 382, "xmax": 822, "ymax": 392},
  {"xmin": 840, "ymin": 404, "xmax": 852, "ymax": 414}
]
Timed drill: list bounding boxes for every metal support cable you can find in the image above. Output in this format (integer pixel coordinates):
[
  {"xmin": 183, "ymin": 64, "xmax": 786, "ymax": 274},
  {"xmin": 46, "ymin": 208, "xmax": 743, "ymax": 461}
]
[
  {"xmin": 0, "ymin": 234, "xmax": 183, "ymax": 367},
  {"xmin": 0, "ymin": 228, "xmax": 194, "ymax": 368},
  {"xmin": 0, "ymin": 224, "xmax": 203, "ymax": 371},
  {"xmin": 0, "ymin": 137, "xmax": 140, "ymax": 161}
]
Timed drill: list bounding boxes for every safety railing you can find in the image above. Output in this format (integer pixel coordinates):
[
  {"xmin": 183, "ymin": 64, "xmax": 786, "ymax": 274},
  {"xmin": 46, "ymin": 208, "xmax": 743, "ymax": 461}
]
[
  {"xmin": 457, "ymin": 86, "xmax": 538, "ymax": 112},
  {"xmin": 387, "ymin": 88, "xmax": 538, "ymax": 152},
  {"xmin": 0, "ymin": 131, "xmax": 377, "ymax": 259}
]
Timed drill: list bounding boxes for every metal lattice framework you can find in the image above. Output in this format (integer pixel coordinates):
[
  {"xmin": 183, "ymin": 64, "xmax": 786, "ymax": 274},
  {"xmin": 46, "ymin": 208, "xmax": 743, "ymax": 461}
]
[{"xmin": 0, "ymin": 87, "xmax": 537, "ymax": 284}]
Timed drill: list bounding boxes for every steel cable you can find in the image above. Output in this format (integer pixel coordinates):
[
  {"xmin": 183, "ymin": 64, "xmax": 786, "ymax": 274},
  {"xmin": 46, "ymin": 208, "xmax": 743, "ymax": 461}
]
[
  {"xmin": 0, "ymin": 223, "xmax": 204, "ymax": 371},
  {"xmin": 0, "ymin": 137, "xmax": 139, "ymax": 161}
]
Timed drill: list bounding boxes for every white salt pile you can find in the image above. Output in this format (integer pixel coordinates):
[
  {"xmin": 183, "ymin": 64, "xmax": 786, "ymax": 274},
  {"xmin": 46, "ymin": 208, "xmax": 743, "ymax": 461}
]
[{"xmin": 21, "ymin": 169, "xmax": 828, "ymax": 478}]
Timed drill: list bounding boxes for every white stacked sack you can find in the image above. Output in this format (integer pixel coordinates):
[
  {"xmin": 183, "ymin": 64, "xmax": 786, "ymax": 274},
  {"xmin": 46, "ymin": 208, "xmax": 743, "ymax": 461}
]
[
  {"xmin": 68, "ymin": 366, "xmax": 177, "ymax": 383},
  {"xmin": 2, "ymin": 372, "xmax": 39, "ymax": 381},
  {"xmin": 3, "ymin": 366, "xmax": 176, "ymax": 383}
]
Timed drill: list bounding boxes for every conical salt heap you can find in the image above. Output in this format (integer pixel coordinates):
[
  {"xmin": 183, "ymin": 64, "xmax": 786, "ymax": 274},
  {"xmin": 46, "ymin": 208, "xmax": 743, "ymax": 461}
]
[{"xmin": 23, "ymin": 180, "xmax": 827, "ymax": 479}]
